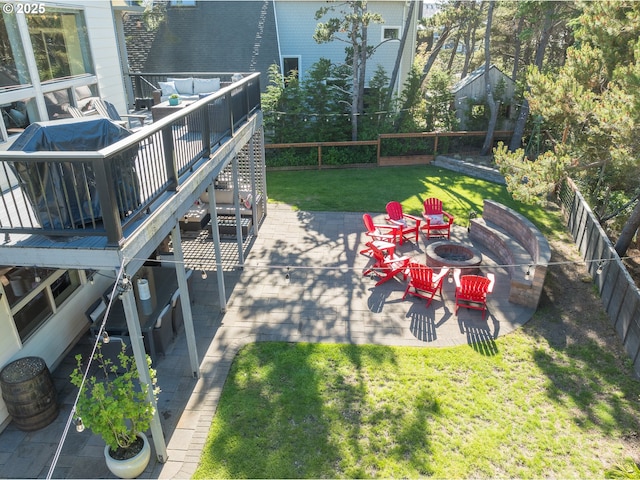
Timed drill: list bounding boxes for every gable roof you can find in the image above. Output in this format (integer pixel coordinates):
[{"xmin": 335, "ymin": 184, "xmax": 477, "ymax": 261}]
[
  {"xmin": 126, "ymin": 1, "xmax": 279, "ymax": 88},
  {"xmin": 451, "ymin": 64, "xmax": 512, "ymax": 94}
]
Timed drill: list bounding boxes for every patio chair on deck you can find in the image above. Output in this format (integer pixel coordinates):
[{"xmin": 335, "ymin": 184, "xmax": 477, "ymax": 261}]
[
  {"xmin": 421, "ymin": 198, "xmax": 455, "ymax": 240},
  {"xmin": 453, "ymin": 269, "xmax": 495, "ymax": 319},
  {"xmin": 93, "ymin": 98, "xmax": 146, "ymax": 129},
  {"xmin": 385, "ymin": 201, "xmax": 421, "ymax": 245},
  {"xmin": 403, "ymin": 262, "xmax": 449, "ymax": 307}
]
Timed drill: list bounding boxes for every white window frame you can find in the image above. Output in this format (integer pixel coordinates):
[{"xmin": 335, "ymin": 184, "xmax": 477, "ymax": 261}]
[{"xmin": 382, "ymin": 26, "xmax": 401, "ymax": 42}]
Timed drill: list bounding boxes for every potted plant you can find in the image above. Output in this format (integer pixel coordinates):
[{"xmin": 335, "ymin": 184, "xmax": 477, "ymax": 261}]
[
  {"xmin": 168, "ymin": 93, "xmax": 180, "ymax": 106},
  {"xmin": 70, "ymin": 342, "xmax": 160, "ymax": 479}
]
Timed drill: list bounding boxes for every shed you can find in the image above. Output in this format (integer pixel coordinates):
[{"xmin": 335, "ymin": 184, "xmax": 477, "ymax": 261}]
[{"xmin": 451, "ymin": 65, "xmax": 516, "ymax": 130}]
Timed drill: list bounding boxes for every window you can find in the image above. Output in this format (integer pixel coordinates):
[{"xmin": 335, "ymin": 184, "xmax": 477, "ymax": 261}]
[
  {"xmin": 282, "ymin": 57, "xmax": 300, "ymax": 84},
  {"xmin": 1, "ymin": 266, "xmax": 81, "ymax": 342},
  {"xmin": 471, "ymin": 105, "xmax": 485, "ymax": 117},
  {"xmin": 383, "ymin": 27, "xmax": 400, "ymax": 41},
  {"xmin": 0, "ymin": 8, "xmax": 32, "ymax": 90},
  {"xmin": 26, "ymin": 10, "xmax": 94, "ymax": 82},
  {"xmin": 500, "ymin": 103, "xmax": 512, "ymax": 119},
  {"xmin": 170, "ymin": 0, "xmax": 196, "ymax": 6}
]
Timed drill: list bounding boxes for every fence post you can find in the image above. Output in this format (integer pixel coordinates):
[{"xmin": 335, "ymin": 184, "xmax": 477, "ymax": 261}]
[
  {"xmin": 318, "ymin": 144, "xmax": 322, "ymax": 170},
  {"xmin": 376, "ymin": 136, "xmax": 381, "ymax": 166}
]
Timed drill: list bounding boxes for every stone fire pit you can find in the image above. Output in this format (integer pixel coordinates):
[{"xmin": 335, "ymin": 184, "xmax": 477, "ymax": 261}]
[{"xmin": 426, "ymin": 241, "xmax": 483, "ymax": 274}]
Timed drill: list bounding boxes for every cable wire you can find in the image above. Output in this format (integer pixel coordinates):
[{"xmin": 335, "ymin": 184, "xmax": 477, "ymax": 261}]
[{"xmin": 46, "ymin": 259, "xmax": 127, "ymax": 480}]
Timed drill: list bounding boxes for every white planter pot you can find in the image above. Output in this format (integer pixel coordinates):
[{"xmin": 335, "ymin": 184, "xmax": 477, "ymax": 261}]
[{"xmin": 104, "ymin": 432, "xmax": 151, "ymax": 479}]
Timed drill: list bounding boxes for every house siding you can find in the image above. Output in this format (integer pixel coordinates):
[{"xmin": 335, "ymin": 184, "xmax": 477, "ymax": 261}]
[
  {"xmin": 275, "ymin": 0, "xmax": 416, "ymax": 93},
  {"xmin": 0, "ymin": 0, "xmax": 130, "ymax": 431}
]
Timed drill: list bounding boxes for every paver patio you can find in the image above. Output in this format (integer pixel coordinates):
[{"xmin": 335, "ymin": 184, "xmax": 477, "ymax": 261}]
[{"xmin": 0, "ymin": 203, "xmax": 534, "ymax": 479}]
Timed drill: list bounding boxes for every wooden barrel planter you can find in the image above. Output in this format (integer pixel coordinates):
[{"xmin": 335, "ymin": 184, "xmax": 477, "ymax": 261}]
[{"xmin": 0, "ymin": 356, "xmax": 58, "ymax": 431}]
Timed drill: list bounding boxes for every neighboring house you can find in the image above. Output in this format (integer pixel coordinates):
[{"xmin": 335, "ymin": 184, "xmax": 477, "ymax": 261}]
[
  {"xmin": 125, "ymin": 0, "xmax": 420, "ymax": 97},
  {"xmin": 0, "ymin": 0, "xmax": 138, "ymax": 143},
  {"xmin": 451, "ymin": 64, "xmax": 517, "ymax": 131}
]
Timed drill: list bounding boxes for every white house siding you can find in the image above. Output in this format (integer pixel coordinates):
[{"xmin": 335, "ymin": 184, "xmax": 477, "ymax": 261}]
[
  {"xmin": 63, "ymin": 0, "xmax": 129, "ymax": 113},
  {"xmin": 275, "ymin": 0, "xmax": 417, "ymax": 96},
  {"xmin": 0, "ymin": 275, "xmax": 113, "ymax": 431},
  {"xmin": 0, "ymin": 0, "xmax": 128, "ymax": 431}
]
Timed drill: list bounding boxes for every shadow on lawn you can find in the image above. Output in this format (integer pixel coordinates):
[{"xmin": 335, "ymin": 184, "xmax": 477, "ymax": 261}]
[
  {"xmin": 528, "ymin": 238, "xmax": 640, "ymax": 441},
  {"xmin": 201, "ymin": 342, "xmax": 439, "ymax": 478}
]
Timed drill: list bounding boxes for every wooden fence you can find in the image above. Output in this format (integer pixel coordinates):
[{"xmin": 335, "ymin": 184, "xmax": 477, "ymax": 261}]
[
  {"xmin": 558, "ymin": 178, "xmax": 640, "ymax": 377},
  {"xmin": 265, "ymin": 130, "xmax": 514, "ymax": 169}
]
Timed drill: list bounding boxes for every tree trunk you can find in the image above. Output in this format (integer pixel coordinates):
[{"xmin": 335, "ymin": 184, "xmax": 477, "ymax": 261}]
[
  {"xmin": 447, "ymin": 34, "xmax": 460, "ymax": 71},
  {"xmin": 419, "ymin": 1, "xmax": 461, "ymax": 85},
  {"xmin": 509, "ymin": 4, "xmax": 555, "ymax": 151},
  {"xmin": 615, "ymin": 200, "xmax": 640, "ymax": 257},
  {"xmin": 350, "ymin": 19, "xmax": 360, "ymax": 141},
  {"xmin": 480, "ymin": 0, "xmax": 496, "ymax": 156},
  {"xmin": 509, "ymin": 97, "xmax": 529, "ymax": 151},
  {"xmin": 386, "ymin": 0, "xmax": 415, "ymax": 105},
  {"xmin": 511, "ymin": 16, "xmax": 524, "ymax": 82}
]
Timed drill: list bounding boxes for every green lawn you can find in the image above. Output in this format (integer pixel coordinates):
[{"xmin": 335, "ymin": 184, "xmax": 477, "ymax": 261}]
[
  {"xmin": 265, "ymin": 165, "xmax": 563, "ymax": 238},
  {"xmin": 194, "ymin": 340, "xmax": 640, "ymax": 478},
  {"xmin": 192, "ymin": 166, "xmax": 640, "ymax": 478}
]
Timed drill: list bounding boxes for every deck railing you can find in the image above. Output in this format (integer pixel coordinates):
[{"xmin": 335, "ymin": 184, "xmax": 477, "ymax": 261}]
[{"xmin": 0, "ymin": 74, "xmax": 261, "ymax": 246}]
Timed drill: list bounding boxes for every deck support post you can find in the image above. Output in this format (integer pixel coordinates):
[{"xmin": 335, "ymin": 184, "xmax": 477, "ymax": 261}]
[
  {"xmin": 207, "ymin": 180, "xmax": 227, "ymax": 311},
  {"xmin": 170, "ymin": 225, "xmax": 200, "ymax": 378},
  {"xmin": 119, "ymin": 273, "xmax": 168, "ymax": 463}
]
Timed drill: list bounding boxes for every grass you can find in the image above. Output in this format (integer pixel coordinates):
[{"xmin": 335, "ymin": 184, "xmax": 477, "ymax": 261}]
[
  {"xmin": 265, "ymin": 165, "xmax": 564, "ymax": 237},
  {"xmin": 194, "ymin": 340, "xmax": 640, "ymax": 478},
  {"xmin": 192, "ymin": 165, "xmax": 640, "ymax": 478}
]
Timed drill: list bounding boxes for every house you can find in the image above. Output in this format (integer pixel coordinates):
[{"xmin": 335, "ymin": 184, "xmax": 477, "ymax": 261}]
[
  {"xmin": 0, "ymin": 3, "xmax": 267, "ymax": 468},
  {"xmin": 125, "ymin": 0, "xmax": 420, "ymax": 97},
  {"xmin": 0, "ymin": 0, "xmax": 140, "ymax": 421},
  {"xmin": 451, "ymin": 64, "xmax": 517, "ymax": 130},
  {"xmin": 0, "ymin": 0, "xmax": 138, "ymax": 143}
]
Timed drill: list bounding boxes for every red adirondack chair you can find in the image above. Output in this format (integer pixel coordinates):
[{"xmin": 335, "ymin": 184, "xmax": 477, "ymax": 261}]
[
  {"xmin": 454, "ymin": 269, "xmax": 495, "ymax": 319},
  {"xmin": 402, "ymin": 262, "xmax": 450, "ymax": 307},
  {"xmin": 360, "ymin": 213, "xmax": 399, "ymax": 256},
  {"xmin": 385, "ymin": 201, "xmax": 421, "ymax": 245},
  {"xmin": 363, "ymin": 241, "xmax": 410, "ymax": 286},
  {"xmin": 421, "ymin": 198, "xmax": 455, "ymax": 240}
]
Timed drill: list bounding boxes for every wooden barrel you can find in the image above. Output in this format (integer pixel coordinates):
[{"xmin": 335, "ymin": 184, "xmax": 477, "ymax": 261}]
[{"xmin": 0, "ymin": 356, "xmax": 58, "ymax": 431}]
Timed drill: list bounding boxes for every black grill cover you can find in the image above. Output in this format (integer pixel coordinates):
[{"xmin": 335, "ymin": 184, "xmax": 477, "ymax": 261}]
[{"xmin": 9, "ymin": 118, "xmax": 140, "ymax": 229}]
